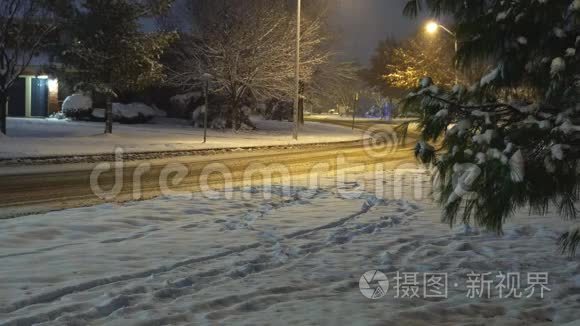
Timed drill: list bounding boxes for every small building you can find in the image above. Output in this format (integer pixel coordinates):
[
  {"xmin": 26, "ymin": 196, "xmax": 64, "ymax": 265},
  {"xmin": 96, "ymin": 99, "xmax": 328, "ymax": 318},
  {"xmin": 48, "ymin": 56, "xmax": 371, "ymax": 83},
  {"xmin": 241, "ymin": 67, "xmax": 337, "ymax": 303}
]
[{"xmin": 6, "ymin": 54, "xmax": 59, "ymax": 118}]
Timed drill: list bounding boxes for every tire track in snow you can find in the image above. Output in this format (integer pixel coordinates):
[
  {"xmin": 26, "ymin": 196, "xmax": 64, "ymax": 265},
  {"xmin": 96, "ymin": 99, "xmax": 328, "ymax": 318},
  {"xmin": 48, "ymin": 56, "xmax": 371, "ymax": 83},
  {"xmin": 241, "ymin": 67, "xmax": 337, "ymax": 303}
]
[
  {"xmin": 284, "ymin": 197, "xmax": 378, "ymax": 239},
  {"xmin": 0, "ymin": 243, "xmax": 80, "ymax": 259}
]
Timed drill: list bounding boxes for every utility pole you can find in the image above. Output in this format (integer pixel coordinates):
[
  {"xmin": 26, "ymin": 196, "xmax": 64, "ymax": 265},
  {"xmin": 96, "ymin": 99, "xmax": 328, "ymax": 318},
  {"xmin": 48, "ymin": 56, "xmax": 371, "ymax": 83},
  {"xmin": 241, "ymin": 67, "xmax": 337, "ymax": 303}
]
[
  {"xmin": 293, "ymin": 0, "xmax": 301, "ymax": 140},
  {"xmin": 203, "ymin": 80, "xmax": 209, "ymax": 143},
  {"xmin": 298, "ymin": 81, "xmax": 305, "ymax": 126},
  {"xmin": 105, "ymin": 96, "xmax": 112, "ymax": 134}
]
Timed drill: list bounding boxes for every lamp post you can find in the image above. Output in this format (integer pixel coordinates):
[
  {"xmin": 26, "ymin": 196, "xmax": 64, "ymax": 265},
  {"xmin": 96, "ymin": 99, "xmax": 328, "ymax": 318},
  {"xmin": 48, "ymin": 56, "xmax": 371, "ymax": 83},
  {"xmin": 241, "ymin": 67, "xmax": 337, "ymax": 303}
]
[
  {"xmin": 293, "ymin": 0, "xmax": 301, "ymax": 140},
  {"xmin": 426, "ymin": 21, "xmax": 458, "ymax": 83},
  {"xmin": 201, "ymin": 73, "xmax": 214, "ymax": 144},
  {"xmin": 351, "ymin": 92, "xmax": 359, "ymax": 130}
]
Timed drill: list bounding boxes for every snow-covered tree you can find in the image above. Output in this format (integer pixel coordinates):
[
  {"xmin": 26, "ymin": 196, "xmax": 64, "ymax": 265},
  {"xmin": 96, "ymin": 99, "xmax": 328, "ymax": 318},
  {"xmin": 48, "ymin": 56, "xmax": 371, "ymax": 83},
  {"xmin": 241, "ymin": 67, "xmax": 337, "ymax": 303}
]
[
  {"xmin": 0, "ymin": 0, "xmax": 67, "ymax": 135},
  {"xmin": 169, "ymin": 0, "xmax": 329, "ymax": 130},
  {"xmin": 61, "ymin": 0, "xmax": 175, "ymax": 134},
  {"xmin": 385, "ymin": 32, "xmax": 458, "ymax": 89},
  {"xmin": 402, "ymin": 0, "xmax": 580, "ymax": 254}
]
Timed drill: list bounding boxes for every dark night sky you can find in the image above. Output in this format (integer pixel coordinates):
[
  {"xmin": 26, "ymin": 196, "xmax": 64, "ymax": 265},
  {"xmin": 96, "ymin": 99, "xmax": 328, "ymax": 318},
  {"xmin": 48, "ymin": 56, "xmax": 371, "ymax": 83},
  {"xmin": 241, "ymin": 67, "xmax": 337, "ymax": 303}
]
[
  {"xmin": 330, "ymin": 0, "xmax": 425, "ymax": 65},
  {"xmin": 149, "ymin": 0, "xmax": 427, "ymax": 66}
]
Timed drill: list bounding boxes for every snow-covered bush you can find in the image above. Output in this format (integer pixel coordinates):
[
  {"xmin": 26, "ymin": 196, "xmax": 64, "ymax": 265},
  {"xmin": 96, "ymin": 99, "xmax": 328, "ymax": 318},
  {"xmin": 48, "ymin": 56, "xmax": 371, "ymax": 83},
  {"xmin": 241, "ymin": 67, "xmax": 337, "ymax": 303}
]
[
  {"xmin": 151, "ymin": 104, "xmax": 167, "ymax": 118},
  {"xmin": 402, "ymin": 0, "xmax": 580, "ymax": 254},
  {"xmin": 62, "ymin": 94, "xmax": 93, "ymax": 120},
  {"xmin": 169, "ymin": 92, "xmax": 202, "ymax": 118},
  {"xmin": 191, "ymin": 103, "xmax": 251, "ymax": 130},
  {"xmin": 112, "ymin": 103, "xmax": 156, "ymax": 124}
]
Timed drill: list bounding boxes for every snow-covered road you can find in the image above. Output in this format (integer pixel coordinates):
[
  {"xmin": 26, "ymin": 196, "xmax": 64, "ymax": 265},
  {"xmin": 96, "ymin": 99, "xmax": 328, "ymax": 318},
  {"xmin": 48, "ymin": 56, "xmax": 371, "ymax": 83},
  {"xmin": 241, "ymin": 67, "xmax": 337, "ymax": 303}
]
[{"xmin": 1, "ymin": 172, "xmax": 579, "ymax": 325}]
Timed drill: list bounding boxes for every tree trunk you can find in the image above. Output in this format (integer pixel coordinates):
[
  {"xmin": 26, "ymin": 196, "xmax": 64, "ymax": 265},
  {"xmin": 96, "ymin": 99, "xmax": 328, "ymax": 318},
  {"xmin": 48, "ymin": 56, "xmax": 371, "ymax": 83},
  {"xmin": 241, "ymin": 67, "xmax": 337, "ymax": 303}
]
[
  {"xmin": 240, "ymin": 111, "xmax": 256, "ymax": 130},
  {"xmin": 232, "ymin": 104, "xmax": 241, "ymax": 130},
  {"xmin": 105, "ymin": 96, "xmax": 113, "ymax": 134},
  {"xmin": 225, "ymin": 104, "xmax": 233, "ymax": 129},
  {"xmin": 227, "ymin": 95, "xmax": 242, "ymax": 130},
  {"xmin": 0, "ymin": 92, "xmax": 7, "ymax": 135}
]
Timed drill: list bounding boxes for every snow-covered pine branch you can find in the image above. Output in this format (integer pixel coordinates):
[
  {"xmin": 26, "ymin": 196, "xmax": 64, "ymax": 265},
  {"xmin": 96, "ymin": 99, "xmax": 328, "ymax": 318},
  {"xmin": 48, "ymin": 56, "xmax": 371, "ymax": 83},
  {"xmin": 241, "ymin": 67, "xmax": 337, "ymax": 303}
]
[{"xmin": 402, "ymin": 0, "xmax": 580, "ymax": 255}]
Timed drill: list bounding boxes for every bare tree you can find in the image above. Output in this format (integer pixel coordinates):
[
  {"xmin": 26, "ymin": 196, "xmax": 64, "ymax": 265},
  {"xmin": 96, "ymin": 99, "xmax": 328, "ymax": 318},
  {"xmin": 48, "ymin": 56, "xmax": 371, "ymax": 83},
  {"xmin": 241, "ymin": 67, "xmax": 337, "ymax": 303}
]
[
  {"xmin": 169, "ymin": 0, "xmax": 329, "ymax": 130},
  {"xmin": 0, "ymin": 0, "xmax": 60, "ymax": 135},
  {"xmin": 306, "ymin": 60, "xmax": 362, "ymax": 113}
]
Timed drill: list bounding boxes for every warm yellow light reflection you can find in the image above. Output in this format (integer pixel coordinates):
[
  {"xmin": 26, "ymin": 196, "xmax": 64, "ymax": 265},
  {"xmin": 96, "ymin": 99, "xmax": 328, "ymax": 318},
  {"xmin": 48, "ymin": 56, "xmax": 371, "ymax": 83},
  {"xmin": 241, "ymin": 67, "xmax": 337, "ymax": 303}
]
[{"xmin": 48, "ymin": 79, "xmax": 58, "ymax": 92}]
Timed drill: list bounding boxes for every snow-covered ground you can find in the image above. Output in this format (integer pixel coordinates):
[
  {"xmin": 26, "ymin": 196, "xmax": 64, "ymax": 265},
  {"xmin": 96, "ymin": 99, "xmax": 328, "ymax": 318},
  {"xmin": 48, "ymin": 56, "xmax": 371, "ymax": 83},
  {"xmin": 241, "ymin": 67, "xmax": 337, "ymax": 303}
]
[
  {"xmin": 1, "ymin": 169, "xmax": 579, "ymax": 325},
  {"xmin": 0, "ymin": 117, "xmax": 361, "ymax": 159}
]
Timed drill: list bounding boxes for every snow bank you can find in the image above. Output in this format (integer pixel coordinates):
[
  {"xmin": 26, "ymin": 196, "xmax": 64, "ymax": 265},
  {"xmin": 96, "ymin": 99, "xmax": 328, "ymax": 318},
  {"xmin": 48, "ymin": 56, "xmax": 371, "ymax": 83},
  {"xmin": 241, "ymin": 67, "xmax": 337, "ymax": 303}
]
[
  {"xmin": 91, "ymin": 104, "xmax": 165, "ymax": 122},
  {"xmin": 112, "ymin": 103, "xmax": 156, "ymax": 123}
]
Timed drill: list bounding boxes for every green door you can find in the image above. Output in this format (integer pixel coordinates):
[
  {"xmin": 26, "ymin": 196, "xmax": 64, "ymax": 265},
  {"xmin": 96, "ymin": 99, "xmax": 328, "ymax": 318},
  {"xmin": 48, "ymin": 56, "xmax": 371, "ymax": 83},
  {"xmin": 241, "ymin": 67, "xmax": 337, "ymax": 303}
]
[{"xmin": 31, "ymin": 78, "xmax": 48, "ymax": 117}]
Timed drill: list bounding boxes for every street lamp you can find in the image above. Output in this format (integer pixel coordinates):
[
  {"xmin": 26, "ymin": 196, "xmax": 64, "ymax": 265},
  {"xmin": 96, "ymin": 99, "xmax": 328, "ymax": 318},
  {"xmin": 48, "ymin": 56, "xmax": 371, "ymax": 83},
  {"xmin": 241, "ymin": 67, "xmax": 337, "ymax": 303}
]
[
  {"xmin": 351, "ymin": 92, "xmax": 359, "ymax": 130},
  {"xmin": 200, "ymin": 73, "xmax": 214, "ymax": 144},
  {"xmin": 425, "ymin": 20, "xmax": 458, "ymax": 82},
  {"xmin": 293, "ymin": 0, "xmax": 301, "ymax": 140}
]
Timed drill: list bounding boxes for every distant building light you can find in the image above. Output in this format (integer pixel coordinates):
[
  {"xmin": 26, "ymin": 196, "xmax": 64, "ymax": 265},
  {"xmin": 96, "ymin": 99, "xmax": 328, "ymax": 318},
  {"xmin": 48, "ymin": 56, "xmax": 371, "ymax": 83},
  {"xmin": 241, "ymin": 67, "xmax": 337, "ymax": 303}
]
[{"xmin": 37, "ymin": 75, "xmax": 50, "ymax": 79}]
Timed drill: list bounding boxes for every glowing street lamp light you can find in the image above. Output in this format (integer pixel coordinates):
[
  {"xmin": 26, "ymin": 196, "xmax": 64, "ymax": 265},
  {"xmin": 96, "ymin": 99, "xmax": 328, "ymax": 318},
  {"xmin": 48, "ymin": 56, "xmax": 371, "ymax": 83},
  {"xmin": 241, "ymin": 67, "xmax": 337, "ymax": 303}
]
[{"xmin": 425, "ymin": 21, "xmax": 439, "ymax": 34}]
